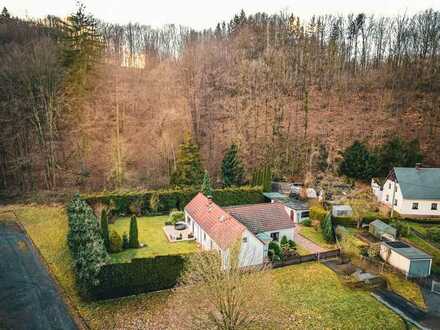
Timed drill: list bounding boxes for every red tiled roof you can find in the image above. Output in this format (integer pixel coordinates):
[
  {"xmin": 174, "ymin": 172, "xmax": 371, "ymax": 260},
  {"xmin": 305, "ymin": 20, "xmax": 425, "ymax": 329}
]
[
  {"xmin": 184, "ymin": 193, "xmax": 245, "ymax": 250},
  {"xmin": 225, "ymin": 203, "xmax": 294, "ymax": 234}
]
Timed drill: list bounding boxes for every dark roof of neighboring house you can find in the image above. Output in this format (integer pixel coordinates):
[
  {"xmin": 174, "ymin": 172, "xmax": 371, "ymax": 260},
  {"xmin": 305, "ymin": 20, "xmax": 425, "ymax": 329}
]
[
  {"xmin": 383, "ymin": 241, "xmax": 432, "ymax": 260},
  {"xmin": 225, "ymin": 203, "xmax": 294, "ymax": 235},
  {"xmin": 262, "ymin": 192, "xmax": 308, "ymax": 210},
  {"xmin": 185, "ymin": 193, "xmax": 245, "ymax": 250},
  {"xmin": 393, "ymin": 167, "xmax": 440, "ymax": 200}
]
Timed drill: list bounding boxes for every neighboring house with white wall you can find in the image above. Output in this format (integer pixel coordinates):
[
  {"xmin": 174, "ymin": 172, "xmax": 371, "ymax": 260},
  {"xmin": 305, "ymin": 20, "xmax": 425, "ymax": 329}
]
[
  {"xmin": 381, "ymin": 166, "xmax": 440, "ymax": 217},
  {"xmin": 184, "ymin": 193, "xmax": 295, "ymax": 267},
  {"xmin": 263, "ymin": 192, "xmax": 309, "ymax": 223}
]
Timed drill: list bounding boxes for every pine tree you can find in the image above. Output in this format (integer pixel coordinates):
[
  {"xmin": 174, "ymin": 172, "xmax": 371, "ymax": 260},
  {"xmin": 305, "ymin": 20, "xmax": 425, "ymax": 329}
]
[
  {"xmin": 201, "ymin": 170, "xmax": 213, "ymax": 197},
  {"xmin": 321, "ymin": 213, "xmax": 335, "ymax": 243},
  {"xmin": 100, "ymin": 209, "xmax": 110, "ymax": 251},
  {"xmin": 129, "ymin": 215, "xmax": 139, "ymax": 248},
  {"xmin": 1, "ymin": 7, "xmax": 10, "ymax": 18},
  {"xmin": 170, "ymin": 136, "xmax": 204, "ymax": 187},
  {"xmin": 221, "ymin": 144, "xmax": 245, "ymax": 187},
  {"xmin": 339, "ymin": 141, "xmax": 378, "ymax": 181}
]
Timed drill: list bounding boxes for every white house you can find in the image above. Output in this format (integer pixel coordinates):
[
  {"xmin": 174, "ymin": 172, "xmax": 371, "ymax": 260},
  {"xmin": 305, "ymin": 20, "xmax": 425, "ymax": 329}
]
[
  {"xmin": 380, "ymin": 166, "xmax": 440, "ymax": 217},
  {"xmin": 262, "ymin": 192, "xmax": 309, "ymax": 224},
  {"xmin": 184, "ymin": 193, "xmax": 295, "ymax": 267},
  {"xmin": 380, "ymin": 241, "xmax": 432, "ymax": 278}
]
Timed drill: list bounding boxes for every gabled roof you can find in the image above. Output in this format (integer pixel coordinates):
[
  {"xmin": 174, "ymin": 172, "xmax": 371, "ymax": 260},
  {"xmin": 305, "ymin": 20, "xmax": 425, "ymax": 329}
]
[
  {"xmin": 383, "ymin": 241, "xmax": 432, "ymax": 260},
  {"xmin": 184, "ymin": 193, "xmax": 245, "ymax": 250},
  {"xmin": 225, "ymin": 203, "xmax": 294, "ymax": 235},
  {"xmin": 392, "ymin": 167, "xmax": 440, "ymax": 200}
]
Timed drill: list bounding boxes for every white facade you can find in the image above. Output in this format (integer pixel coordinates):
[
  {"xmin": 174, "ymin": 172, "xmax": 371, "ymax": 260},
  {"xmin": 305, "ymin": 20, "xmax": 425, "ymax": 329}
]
[
  {"xmin": 380, "ymin": 243, "xmax": 432, "ymax": 277},
  {"xmin": 185, "ymin": 212, "xmax": 265, "ymax": 267},
  {"xmin": 381, "ymin": 179, "xmax": 440, "ymax": 217}
]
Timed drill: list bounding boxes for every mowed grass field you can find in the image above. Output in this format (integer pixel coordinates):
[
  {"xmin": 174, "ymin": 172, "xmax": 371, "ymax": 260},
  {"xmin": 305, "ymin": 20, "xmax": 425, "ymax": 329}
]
[
  {"xmin": 109, "ymin": 215, "xmax": 198, "ymax": 263},
  {"xmin": 0, "ymin": 205, "xmax": 405, "ymax": 329}
]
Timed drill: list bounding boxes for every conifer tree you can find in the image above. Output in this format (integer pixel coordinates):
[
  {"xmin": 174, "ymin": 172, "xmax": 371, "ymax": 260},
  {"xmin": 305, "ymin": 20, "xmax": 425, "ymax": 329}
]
[
  {"xmin": 1, "ymin": 7, "xmax": 10, "ymax": 18},
  {"xmin": 100, "ymin": 209, "xmax": 110, "ymax": 251},
  {"xmin": 321, "ymin": 212, "xmax": 335, "ymax": 243},
  {"xmin": 170, "ymin": 136, "xmax": 204, "ymax": 187},
  {"xmin": 221, "ymin": 144, "xmax": 245, "ymax": 187},
  {"xmin": 201, "ymin": 170, "xmax": 213, "ymax": 197},
  {"xmin": 129, "ymin": 215, "xmax": 140, "ymax": 248}
]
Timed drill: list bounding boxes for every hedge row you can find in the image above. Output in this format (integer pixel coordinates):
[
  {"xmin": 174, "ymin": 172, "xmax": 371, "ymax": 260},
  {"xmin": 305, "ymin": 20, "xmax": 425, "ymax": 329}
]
[
  {"xmin": 92, "ymin": 255, "xmax": 187, "ymax": 299},
  {"xmin": 333, "ymin": 215, "xmax": 440, "ymax": 227},
  {"xmin": 81, "ymin": 186, "xmax": 264, "ymax": 215}
]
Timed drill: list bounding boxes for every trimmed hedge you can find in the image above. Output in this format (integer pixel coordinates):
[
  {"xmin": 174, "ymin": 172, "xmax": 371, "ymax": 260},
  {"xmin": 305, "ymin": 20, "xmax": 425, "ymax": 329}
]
[
  {"xmin": 92, "ymin": 255, "xmax": 186, "ymax": 299},
  {"xmin": 81, "ymin": 186, "xmax": 264, "ymax": 216}
]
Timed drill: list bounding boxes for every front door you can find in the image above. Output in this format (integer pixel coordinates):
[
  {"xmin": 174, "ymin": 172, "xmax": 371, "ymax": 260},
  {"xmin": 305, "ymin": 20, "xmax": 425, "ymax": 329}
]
[{"xmin": 290, "ymin": 210, "xmax": 296, "ymax": 223}]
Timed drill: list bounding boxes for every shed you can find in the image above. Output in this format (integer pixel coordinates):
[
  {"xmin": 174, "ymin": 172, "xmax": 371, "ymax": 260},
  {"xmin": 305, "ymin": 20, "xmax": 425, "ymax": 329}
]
[
  {"xmin": 332, "ymin": 205, "xmax": 353, "ymax": 217},
  {"xmin": 263, "ymin": 192, "xmax": 309, "ymax": 224},
  {"xmin": 380, "ymin": 241, "xmax": 432, "ymax": 278},
  {"xmin": 369, "ymin": 220, "xmax": 397, "ymax": 240}
]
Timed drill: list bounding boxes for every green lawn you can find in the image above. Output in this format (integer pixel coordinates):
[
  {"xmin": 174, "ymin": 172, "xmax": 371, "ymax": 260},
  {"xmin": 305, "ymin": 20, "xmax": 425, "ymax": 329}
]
[
  {"xmin": 108, "ymin": 215, "xmax": 198, "ymax": 263},
  {"xmin": 299, "ymin": 226, "xmax": 336, "ymax": 249},
  {"xmin": 274, "ymin": 263, "xmax": 405, "ymax": 329}
]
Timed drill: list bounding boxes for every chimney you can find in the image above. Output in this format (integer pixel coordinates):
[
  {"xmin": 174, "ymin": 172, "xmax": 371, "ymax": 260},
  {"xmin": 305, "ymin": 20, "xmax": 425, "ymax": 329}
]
[
  {"xmin": 416, "ymin": 163, "xmax": 422, "ymax": 170},
  {"xmin": 219, "ymin": 215, "xmax": 225, "ymax": 222}
]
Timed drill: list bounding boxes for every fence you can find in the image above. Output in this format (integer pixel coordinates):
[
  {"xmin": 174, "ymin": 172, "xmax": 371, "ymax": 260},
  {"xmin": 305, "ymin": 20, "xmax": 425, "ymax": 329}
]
[
  {"xmin": 272, "ymin": 249, "xmax": 340, "ymax": 268},
  {"xmin": 409, "ymin": 228, "xmax": 440, "ymax": 250}
]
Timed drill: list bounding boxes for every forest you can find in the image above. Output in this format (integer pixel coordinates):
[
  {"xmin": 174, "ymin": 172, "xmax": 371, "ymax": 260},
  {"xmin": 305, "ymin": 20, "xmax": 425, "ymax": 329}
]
[{"xmin": 0, "ymin": 5, "xmax": 439, "ymax": 195}]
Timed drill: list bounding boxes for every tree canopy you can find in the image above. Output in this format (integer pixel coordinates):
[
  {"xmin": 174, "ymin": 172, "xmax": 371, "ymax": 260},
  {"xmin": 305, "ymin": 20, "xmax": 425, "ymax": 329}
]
[
  {"xmin": 170, "ymin": 136, "xmax": 204, "ymax": 187},
  {"xmin": 221, "ymin": 144, "xmax": 245, "ymax": 187}
]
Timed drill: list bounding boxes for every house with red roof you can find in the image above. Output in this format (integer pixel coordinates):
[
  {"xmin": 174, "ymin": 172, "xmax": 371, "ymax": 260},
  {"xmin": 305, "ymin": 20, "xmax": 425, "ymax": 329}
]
[{"xmin": 184, "ymin": 192, "xmax": 295, "ymax": 266}]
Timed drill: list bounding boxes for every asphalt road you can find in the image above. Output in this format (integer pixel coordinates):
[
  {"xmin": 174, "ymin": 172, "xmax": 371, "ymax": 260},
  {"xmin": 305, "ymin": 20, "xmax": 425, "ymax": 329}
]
[{"xmin": 0, "ymin": 222, "xmax": 79, "ymax": 330}]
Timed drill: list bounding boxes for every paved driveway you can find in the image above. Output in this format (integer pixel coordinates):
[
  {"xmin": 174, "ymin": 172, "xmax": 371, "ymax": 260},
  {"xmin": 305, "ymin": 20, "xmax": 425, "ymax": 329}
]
[
  {"xmin": 293, "ymin": 226, "xmax": 326, "ymax": 253},
  {"xmin": 0, "ymin": 222, "xmax": 79, "ymax": 330}
]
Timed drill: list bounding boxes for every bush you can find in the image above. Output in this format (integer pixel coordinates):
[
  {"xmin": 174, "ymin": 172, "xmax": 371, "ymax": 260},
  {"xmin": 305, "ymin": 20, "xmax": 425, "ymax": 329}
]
[
  {"xmin": 169, "ymin": 210, "xmax": 184, "ymax": 224},
  {"xmin": 122, "ymin": 232, "xmax": 129, "ymax": 249},
  {"xmin": 288, "ymin": 240, "xmax": 296, "ymax": 249},
  {"xmin": 427, "ymin": 227, "xmax": 440, "ymax": 243},
  {"xmin": 110, "ymin": 230, "xmax": 123, "ymax": 253},
  {"xmin": 100, "ymin": 209, "xmax": 110, "ymax": 251},
  {"xmin": 310, "ymin": 205, "xmax": 327, "ymax": 222},
  {"xmin": 301, "ymin": 219, "xmax": 312, "ymax": 227},
  {"xmin": 129, "ymin": 216, "xmax": 140, "ymax": 248},
  {"xmin": 81, "ymin": 186, "xmax": 264, "ymax": 216},
  {"xmin": 67, "ymin": 194, "xmax": 109, "ymax": 294},
  {"xmin": 268, "ymin": 241, "xmax": 283, "ymax": 261},
  {"xmin": 280, "ymin": 235, "xmax": 288, "ymax": 247}
]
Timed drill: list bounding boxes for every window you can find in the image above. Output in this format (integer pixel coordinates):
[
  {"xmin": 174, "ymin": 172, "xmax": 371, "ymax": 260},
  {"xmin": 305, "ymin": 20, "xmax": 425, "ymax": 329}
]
[
  {"xmin": 394, "ymin": 199, "xmax": 398, "ymax": 206},
  {"xmin": 388, "ymin": 183, "xmax": 391, "ymax": 189},
  {"xmin": 270, "ymin": 232, "xmax": 279, "ymax": 241},
  {"xmin": 412, "ymin": 203, "xmax": 419, "ymax": 210},
  {"xmin": 242, "ymin": 237, "xmax": 247, "ymax": 243},
  {"xmin": 203, "ymin": 233, "xmax": 206, "ymax": 240},
  {"xmin": 301, "ymin": 211, "xmax": 310, "ymax": 218},
  {"xmin": 432, "ymin": 203, "xmax": 438, "ymax": 211},
  {"xmin": 386, "ymin": 195, "xmax": 389, "ymax": 202},
  {"xmin": 395, "ymin": 186, "xmax": 398, "ymax": 192}
]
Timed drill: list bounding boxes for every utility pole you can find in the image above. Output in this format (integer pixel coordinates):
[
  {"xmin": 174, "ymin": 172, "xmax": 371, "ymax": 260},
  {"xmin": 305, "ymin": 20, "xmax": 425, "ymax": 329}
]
[{"xmin": 390, "ymin": 179, "xmax": 396, "ymax": 218}]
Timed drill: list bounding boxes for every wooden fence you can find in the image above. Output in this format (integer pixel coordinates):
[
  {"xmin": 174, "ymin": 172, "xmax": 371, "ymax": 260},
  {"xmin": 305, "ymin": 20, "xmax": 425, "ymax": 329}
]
[
  {"xmin": 409, "ymin": 228, "xmax": 440, "ymax": 250},
  {"xmin": 272, "ymin": 249, "xmax": 341, "ymax": 268}
]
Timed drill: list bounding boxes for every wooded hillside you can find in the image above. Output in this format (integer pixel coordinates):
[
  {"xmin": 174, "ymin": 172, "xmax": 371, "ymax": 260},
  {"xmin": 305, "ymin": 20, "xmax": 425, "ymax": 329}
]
[{"xmin": 1, "ymin": 7, "xmax": 439, "ymax": 194}]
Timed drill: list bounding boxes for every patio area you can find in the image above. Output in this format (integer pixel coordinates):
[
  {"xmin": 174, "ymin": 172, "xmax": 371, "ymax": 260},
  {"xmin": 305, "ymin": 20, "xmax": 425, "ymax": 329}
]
[{"xmin": 163, "ymin": 224, "xmax": 195, "ymax": 242}]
